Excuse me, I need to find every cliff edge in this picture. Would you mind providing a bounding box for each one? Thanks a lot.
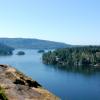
[0,64,59,100]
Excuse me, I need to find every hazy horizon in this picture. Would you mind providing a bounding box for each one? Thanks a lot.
[0,0,100,45]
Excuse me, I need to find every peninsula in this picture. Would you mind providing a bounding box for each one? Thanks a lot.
[0,64,59,100]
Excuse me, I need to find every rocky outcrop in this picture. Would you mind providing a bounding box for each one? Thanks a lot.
[0,64,59,100]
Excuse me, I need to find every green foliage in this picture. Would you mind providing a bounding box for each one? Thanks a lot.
[0,86,8,100]
[38,50,45,53]
[16,51,25,55]
[42,46,100,67]
[0,43,14,55]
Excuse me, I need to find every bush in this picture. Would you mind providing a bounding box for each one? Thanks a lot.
[0,86,8,100]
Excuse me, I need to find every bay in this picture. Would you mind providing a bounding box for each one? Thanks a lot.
[0,49,100,100]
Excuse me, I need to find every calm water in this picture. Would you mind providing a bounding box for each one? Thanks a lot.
[0,49,100,100]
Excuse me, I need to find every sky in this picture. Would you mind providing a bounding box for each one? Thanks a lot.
[0,0,100,45]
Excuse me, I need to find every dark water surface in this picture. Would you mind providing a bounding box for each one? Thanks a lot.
[0,49,100,100]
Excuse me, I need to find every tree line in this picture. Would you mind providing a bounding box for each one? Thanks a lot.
[0,43,14,55]
[42,46,100,67]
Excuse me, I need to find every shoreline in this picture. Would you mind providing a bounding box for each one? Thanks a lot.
[0,64,60,100]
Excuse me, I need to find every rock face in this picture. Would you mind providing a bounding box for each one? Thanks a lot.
[0,64,59,100]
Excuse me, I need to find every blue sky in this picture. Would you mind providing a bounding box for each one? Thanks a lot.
[0,0,100,45]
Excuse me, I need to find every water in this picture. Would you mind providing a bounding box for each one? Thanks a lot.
[0,49,100,100]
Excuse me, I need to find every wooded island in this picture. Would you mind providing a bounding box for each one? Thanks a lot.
[42,46,100,67]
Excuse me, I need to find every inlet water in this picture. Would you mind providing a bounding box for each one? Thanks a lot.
[0,49,100,100]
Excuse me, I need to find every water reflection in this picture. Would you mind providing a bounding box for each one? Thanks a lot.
[45,64,100,75]
[0,49,100,100]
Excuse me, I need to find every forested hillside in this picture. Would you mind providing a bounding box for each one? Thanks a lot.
[42,46,100,67]
[0,38,71,49]
[0,43,14,55]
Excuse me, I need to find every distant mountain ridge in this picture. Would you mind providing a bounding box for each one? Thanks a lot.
[0,38,71,49]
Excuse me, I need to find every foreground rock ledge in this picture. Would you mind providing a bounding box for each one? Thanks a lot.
[0,64,60,100]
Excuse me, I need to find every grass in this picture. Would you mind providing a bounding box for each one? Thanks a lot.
[0,86,8,100]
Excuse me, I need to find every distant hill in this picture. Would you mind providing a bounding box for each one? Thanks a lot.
[0,38,71,49]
